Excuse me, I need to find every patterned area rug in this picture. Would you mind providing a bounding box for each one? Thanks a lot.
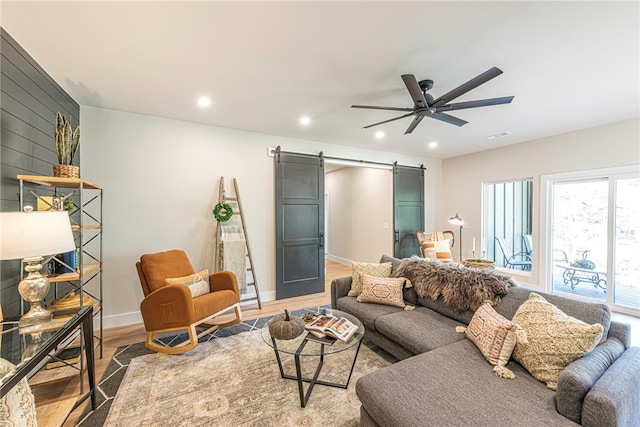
[77,306,395,426]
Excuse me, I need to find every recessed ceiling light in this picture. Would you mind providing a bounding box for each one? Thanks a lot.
[485,131,511,140]
[428,141,438,149]
[299,116,311,125]
[375,131,385,139]
[197,96,212,108]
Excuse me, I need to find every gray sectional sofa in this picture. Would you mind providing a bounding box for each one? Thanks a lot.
[331,255,640,427]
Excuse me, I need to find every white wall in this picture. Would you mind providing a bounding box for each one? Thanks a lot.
[326,167,393,264]
[80,106,442,327]
[442,118,640,289]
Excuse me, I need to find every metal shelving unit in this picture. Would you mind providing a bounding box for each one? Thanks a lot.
[18,175,103,361]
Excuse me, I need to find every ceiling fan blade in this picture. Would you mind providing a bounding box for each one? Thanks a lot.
[432,67,503,107]
[362,112,415,129]
[351,105,414,112]
[404,116,424,134]
[436,96,514,112]
[428,112,468,127]
[401,74,429,108]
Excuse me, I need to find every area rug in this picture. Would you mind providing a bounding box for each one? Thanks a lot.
[77,306,395,426]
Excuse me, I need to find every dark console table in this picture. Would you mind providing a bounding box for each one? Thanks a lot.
[1,306,96,422]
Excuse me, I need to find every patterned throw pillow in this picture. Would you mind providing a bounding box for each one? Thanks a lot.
[512,293,604,390]
[348,262,392,297]
[357,273,406,308]
[458,303,527,378]
[421,239,454,263]
[165,269,211,298]
[0,358,37,427]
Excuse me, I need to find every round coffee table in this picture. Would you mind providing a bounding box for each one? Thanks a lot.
[261,308,364,407]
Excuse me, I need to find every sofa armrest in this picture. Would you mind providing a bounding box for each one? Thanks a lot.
[582,347,640,427]
[331,277,352,309]
[140,284,195,331]
[209,270,240,296]
[607,321,631,348]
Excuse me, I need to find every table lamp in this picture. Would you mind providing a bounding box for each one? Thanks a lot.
[0,209,75,327]
[448,213,465,262]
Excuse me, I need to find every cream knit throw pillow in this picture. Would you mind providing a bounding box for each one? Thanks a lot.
[348,262,392,297]
[512,293,603,390]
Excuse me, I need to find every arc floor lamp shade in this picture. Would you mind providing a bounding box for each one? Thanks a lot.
[448,213,464,262]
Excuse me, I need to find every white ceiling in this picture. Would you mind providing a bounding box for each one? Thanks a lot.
[2,1,638,159]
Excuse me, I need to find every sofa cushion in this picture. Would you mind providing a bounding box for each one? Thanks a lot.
[493,287,610,344]
[417,295,474,325]
[379,254,402,272]
[512,293,604,390]
[461,302,526,377]
[356,339,578,427]
[374,307,465,355]
[348,262,392,297]
[556,338,626,424]
[336,296,403,331]
[582,347,640,427]
[357,273,406,308]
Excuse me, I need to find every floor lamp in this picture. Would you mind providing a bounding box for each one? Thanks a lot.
[448,213,464,262]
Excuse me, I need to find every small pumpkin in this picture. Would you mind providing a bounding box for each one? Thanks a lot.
[268,309,306,340]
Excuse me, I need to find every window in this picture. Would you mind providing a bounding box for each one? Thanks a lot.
[483,179,533,271]
[542,165,639,315]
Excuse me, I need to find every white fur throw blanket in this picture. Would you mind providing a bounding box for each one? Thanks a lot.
[392,257,515,312]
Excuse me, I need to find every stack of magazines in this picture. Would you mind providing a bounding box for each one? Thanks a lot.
[303,313,359,344]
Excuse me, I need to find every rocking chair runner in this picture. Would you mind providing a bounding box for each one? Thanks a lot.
[136,249,242,354]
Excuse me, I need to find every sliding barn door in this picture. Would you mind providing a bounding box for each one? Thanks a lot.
[393,164,424,258]
[275,150,325,299]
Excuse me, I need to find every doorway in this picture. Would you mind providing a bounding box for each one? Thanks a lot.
[542,166,640,315]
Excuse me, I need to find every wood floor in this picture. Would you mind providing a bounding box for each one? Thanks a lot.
[34,259,638,426]
[35,260,351,426]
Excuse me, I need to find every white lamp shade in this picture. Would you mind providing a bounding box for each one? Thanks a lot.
[448,213,464,226]
[0,211,75,260]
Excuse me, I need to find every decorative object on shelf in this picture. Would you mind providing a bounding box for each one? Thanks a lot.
[45,346,82,369]
[0,209,75,327]
[49,291,94,315]
[463,259,495,270]
[448,213,465,262]
[268,309,305,340]
[53,111,81,178]
[213,202,234,222]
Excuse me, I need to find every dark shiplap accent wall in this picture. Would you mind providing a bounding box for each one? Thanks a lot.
[1,28,80,318]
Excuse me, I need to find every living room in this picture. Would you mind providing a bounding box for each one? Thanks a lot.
[1,1,638,426]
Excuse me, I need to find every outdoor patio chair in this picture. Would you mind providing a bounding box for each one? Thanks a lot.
[522,234,533,256]
[495,236,532,270]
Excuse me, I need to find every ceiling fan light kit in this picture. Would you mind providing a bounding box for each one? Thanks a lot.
[352,67,514,134]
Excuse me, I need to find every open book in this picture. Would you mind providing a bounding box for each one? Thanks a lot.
[304,315,359,342]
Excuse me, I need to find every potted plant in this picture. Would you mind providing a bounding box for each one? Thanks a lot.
[53,112,81,178]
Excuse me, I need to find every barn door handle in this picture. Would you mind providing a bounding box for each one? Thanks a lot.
[319,232,324,248]
[394,230,399,244]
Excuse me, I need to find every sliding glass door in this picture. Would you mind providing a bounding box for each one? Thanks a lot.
[544,166,639,314]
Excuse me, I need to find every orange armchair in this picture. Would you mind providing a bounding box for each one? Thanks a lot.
[136,249,242,354]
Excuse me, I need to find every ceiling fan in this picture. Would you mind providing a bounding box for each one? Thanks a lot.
[352,67,514,134]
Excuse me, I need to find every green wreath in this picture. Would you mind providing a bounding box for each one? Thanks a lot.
[213,202,233,222]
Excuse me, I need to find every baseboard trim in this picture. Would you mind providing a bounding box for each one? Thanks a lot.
[102,311,143,329]
[103,292,278,329]
[326,254,352,266]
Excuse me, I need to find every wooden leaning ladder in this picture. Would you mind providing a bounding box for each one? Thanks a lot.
[214,177,262,308]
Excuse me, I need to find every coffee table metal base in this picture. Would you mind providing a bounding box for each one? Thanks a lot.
[271,337,362,408]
